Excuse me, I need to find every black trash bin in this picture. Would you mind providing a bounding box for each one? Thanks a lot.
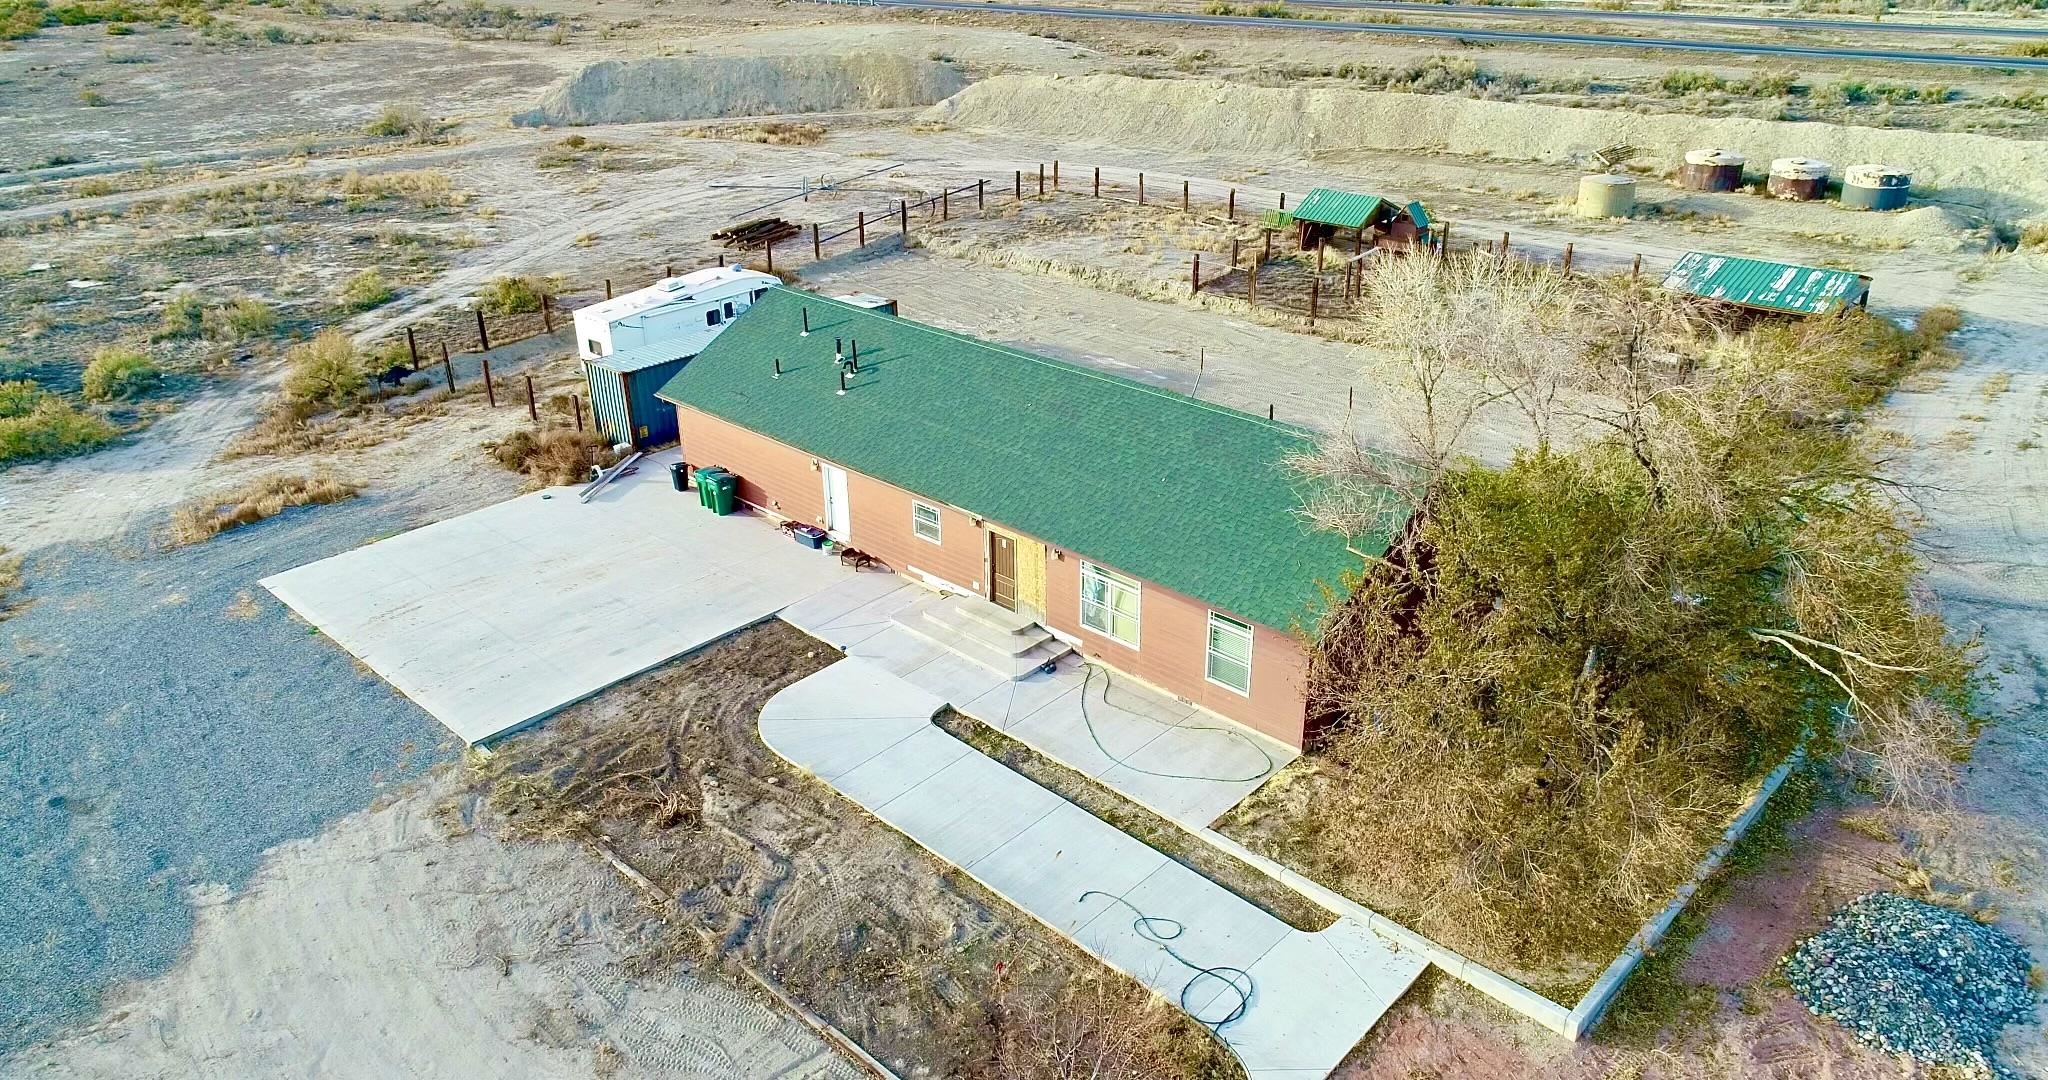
[669,461,688,492]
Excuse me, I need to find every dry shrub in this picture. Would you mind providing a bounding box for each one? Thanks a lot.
[476,274,546,315]
[0,545,24,621]
[489,427,613,486]
[686,121,825,145]
[337,168,467,208]
[992,974,1239,1080]
[81,346,160,402]
[165,472,363,546]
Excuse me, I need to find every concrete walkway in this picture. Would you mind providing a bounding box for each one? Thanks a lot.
[760,657,1427,1080]
[781,575,1297,828]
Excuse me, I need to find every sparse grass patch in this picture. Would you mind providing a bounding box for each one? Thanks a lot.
[337,168,467,208]
[684,121,826,146]
[206,296,276,341]
[0,545,23,620]
[164,472,362,547]
[80,345,159,401]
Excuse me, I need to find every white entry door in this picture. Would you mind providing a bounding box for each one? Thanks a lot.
[820,464,851,539]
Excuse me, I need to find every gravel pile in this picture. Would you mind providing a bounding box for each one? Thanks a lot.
[1783,891,2036,1078]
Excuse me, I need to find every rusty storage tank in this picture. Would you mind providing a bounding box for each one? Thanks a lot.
[1767,158,1831,201]
[1842,164,1911,211]
[1577,174,1637,218]
[1680,148,1745,192]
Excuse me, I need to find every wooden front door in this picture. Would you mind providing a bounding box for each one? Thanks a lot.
[989,532,1017,610]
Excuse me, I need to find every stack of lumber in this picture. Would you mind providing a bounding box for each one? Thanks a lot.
[713,218,802,249]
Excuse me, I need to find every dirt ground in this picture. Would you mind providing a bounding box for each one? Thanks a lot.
[7,763,864,1080]
[6,1,2048,1076]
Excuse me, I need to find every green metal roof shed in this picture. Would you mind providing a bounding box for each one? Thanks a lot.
[655,289,1400,632]
[1661,251,1871,315]
[1290,188,1386,230]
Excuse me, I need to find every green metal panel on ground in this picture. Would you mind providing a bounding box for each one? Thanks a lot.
[1290,188,1385,230]
[1661,251,1870,315]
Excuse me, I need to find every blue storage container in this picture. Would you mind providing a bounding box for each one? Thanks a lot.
[582,336,716,450]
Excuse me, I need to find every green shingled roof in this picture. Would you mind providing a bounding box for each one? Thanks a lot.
[1290,188,1385,230]
[1661,251,1871,315]
[655,288,1391,631]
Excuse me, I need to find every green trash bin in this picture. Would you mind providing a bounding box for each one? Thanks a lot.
[692,467,726,510]
[707,472,738,516]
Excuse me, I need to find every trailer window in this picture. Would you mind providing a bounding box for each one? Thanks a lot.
[705,309,722,327]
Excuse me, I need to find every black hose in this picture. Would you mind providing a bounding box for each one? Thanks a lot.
[1077,889,1254,1031]
[1076,663,1276,784]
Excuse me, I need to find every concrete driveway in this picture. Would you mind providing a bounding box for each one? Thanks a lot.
[261,450,854,744]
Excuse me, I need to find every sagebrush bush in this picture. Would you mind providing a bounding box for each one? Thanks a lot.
[81,346,160,401]
[489,427,613,486]
[476,275,545,316]
[157,291,207,339]
[282,330,366,409]
[339,268,395,312]
[0,389,118,466]
[208,296,276,341]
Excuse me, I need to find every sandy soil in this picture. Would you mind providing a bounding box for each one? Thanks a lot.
[7,769,863,1080]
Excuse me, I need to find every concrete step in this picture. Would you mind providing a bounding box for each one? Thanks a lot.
[891,595,1073,681]
[941,591,1041,637]
[919,596,1053,657]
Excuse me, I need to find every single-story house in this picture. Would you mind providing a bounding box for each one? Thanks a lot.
[1661,251,1872,316]
[1291,187,1432,253]
[655,288,1400,748]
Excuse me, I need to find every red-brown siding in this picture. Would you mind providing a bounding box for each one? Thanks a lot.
[674,405,1310,747]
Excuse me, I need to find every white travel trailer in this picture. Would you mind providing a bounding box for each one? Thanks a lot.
[572,265,780,361]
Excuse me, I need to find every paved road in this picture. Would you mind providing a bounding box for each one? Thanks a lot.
[851,0,2048,68]
[1289,0,2048,39]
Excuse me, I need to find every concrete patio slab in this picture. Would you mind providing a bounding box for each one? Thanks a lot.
[263,449,855,744]
[760,657,1429,1080]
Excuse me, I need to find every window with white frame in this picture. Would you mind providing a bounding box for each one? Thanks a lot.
[1079,562,1140,646]
[1205,612,1253,694]
[911,500,942,544]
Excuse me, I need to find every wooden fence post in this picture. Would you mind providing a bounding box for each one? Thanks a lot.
[858,210,867,247]
[1015,169,1022,201]
[1192,253,1200,295]
[573,394,583,432]
[1280,191,1287,211]
[405,326,419,370]
[481,358,495,407]
[1632,253,1642,281]
[1138,173,1145,205]
[1093,166,1100,198]
[1038,163,1045,196]
[1500,231,1511,265]
[765,239,774,274]
[812,223,821,261]
[604,278,612,299]
[898,200,907,235]
[1182,179,1189,212]
[665,263,673,278]
[1439,221,1451,259]
[525,374,538,422]
[1228,188,1236,219]
[440,341,454,392]
[1562,242,1574,273]
[1309,275,1319,325]
[541,295,553,334]
[1053,160,1059,190]
[978,178,985,209]
[475,308,489,352]
[1263,229,1273,262]
[942,188,950,221]
[1231,237,1241,267]
[1248,258,1258,307]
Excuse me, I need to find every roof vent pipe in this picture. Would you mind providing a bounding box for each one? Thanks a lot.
[836,367,847,396]
[834,337,844,364]
[849,339,859,374]
[800,307,810,337]
[772,357,782,379]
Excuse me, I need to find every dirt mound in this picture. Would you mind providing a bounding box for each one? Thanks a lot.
[516,55,967,127]
[930,75,2048,211]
